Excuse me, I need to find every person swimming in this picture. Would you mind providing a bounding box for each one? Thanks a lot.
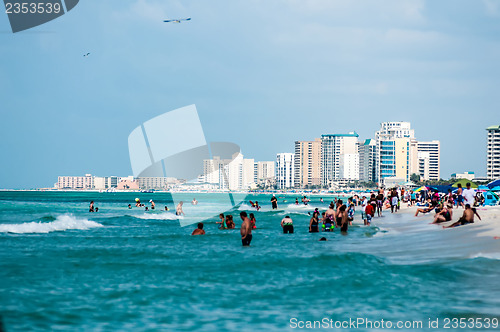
[128,204,132,209]
[191,222,205,235]
[217,213,227,229]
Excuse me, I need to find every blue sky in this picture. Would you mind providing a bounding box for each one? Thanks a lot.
[1,0,500,188]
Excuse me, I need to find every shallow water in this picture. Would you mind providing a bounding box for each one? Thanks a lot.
[1,191,499,331]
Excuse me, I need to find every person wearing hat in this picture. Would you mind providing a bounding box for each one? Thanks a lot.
[149,200,155,210]
[271,194,278,210]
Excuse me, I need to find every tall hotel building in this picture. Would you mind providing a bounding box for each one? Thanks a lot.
[321,132,359,186]
[416,141,440,181]
[486,125,500,180]
[294,138,322,188]
[276,153,295,189]
[375,122,414,183]
[359,139,376,182]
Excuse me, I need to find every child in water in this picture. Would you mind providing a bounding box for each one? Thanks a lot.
[249,213,257,229]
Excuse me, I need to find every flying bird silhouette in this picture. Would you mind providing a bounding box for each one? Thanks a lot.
[163,18,191,23]
[83,52,90,57]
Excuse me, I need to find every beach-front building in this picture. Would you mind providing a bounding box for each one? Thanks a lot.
[416,140,440,181]
[487,125,500,180]
[451,171,475,181]
[294,138,322,188]
[321,132,359,187]
[202,153,254,190]
[375,122,413,184]
[57,174,94,190]
[254,161,275,188]
[358,139,376,183]
[276,153,295,189]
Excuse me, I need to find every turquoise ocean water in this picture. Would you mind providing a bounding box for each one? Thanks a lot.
[1,191,499,331]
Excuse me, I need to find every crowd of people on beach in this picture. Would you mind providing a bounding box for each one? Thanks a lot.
[86,181,492,246]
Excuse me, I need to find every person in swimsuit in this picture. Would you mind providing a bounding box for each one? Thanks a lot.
[376,191,384,217]
[364,201,375,225]
[89,201,95,213]
[191,223,205,235]
[249,213,257,229]
[456,183,464,208]
[432,204,453,224]
[443,204,481,228]
[347,199,355,225]
[281,216,294,234]
[339,205,348,233]
[217,213,227,229]
[226,215,235,229]
[150,200,155,210]
[309,211,319,233]
[176,201,185,216]
[240,211,252,246]
[323,209,335,232]
[128,204,132,209]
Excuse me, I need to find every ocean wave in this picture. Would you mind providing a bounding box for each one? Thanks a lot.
[0,215,103,234]
[134,212,181,220]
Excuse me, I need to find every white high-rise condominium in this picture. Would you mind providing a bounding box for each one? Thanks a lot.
[417,141,440,181]
[294,138,322,188]
[254,161,275,185]
[321,132,359,186]
[487,125,500,180]
[202,153,254,190]
[375,122,414,183]
[276,153,295,189]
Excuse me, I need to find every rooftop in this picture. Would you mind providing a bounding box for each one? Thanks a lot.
[321,132,359,138]
[486,125,500,131]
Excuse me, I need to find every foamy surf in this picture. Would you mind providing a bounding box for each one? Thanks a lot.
[0,215,103,234]
[135,213,180,220]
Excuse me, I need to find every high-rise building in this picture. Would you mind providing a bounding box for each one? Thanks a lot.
[321,132,359,186]
[487,125,500,180]
[359,139,376,183]
[294,138,322,188]
[254,161,275,186]
[417,141,440,181]
[375,122,414,183]
[276,153,295,189]
[202,153,255,190]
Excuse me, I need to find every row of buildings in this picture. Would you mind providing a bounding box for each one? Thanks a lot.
[276,122,441,189]
[56,123,500,191]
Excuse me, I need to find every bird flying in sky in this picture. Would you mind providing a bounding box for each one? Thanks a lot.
[163,18,191,23]
[83,53,90,57]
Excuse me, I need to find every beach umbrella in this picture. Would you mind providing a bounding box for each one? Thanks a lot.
[487,179,500,189]
[414,186,429,192]
[451,179,478,188]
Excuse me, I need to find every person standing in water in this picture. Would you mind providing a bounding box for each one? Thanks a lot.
[176,201,185,216]
[240,211,252,246]
[271,195,278,210]
[191,223,205,235]
[281,216,294,234]
[339,205,349,232]
[249,213,257,229]
[149,200,155,210]
[217,213,227,229]
[191,198,198,205]
[89,201,95,212]
[309,211,319,233]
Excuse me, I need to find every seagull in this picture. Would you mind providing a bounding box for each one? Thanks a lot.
[163,17,191,23]
[83,52,90,57]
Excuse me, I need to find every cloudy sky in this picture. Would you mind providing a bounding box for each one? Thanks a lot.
[1,0,500,188]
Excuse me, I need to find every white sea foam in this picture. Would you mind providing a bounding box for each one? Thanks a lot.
[135,212,180,220]
[0,215,103,234]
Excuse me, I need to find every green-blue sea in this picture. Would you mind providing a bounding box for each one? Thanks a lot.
[1,191,499,331]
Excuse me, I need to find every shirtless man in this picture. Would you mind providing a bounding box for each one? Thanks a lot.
[176,201,185,216]
[443,204,481,228]
[240,211,252,246]
[339,205,348,232]
[191,223,205,235]
[456,183,464,208]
